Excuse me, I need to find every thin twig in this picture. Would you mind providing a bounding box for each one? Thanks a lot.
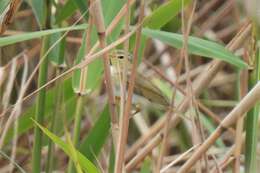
[115,1,145,172]
[177,82,260,173]
[126,21,252,163]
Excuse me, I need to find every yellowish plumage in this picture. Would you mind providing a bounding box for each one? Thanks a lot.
[109,50,169,106]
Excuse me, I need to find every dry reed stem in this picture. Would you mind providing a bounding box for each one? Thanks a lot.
[0,44,40,88]
[182,2,206,173]
[0,5,89,150]
[125,21,252,164]
[0,54,29,148]
[216,24,238,40]
[210,137,243,173]
[177,82,260,173]
[178,63,209,84]
[121,0,131,118]
[19,24,141,106]
[209,73,237,88]
[0,58,17,131]
[145,59,236,136]
[197,102,236,135]
[198,0,235,36]
[9,55,28,172]
[126,133,163,172]
[1,0,138,119]
[117,0,131,148]
[233,52,249,172]
[3,11,141,121]
[156,1,197,172]
[89,2,134,168]
[125,114,166,161]
[161,144,199,173]
[154,66,176,172]
[0,45,40,121]
[193,0,219,22]
[83,0,135,58]
[90,1,118,149]
[115,1,145,172]
[163,148,226,165]
[1,58,17,110]
[25,0,140,97]
[143,59,184,93]
[179,68,237,88]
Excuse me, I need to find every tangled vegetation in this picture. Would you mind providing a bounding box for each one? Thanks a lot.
[0,0,259,173]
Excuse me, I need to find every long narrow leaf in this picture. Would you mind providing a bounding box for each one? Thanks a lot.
[32,119,100,173]
[55,0,78,24]
[132,0,191,63]
[26,0,46,28]
[79,105,110,162]
[0,24,87,47]
[144,0,190,29]
[74,0,87,18]
[142,28,248,69]
[48,32,66,66]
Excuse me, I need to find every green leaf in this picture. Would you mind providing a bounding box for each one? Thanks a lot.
[108,144,115,173]
[72,0,125,94]
[245,46,260,173]
[55,0,88,24]
[131,0,190,63]
[144,0,191,29]
[102,0,124,27]
[0,0,9,14]
[142,28,248,69]
[74,0,88,17]
[32,119,100,173]
[72,31,103,94]
[72,31,89,94]
[48,32,66,66]
[79,105,110,162]
[0,24,87,47]
[55,0,78,24]
[26,0,46,28]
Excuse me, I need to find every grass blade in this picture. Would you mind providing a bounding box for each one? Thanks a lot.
[32,119,100,173]
[142,28,248,69]
[0,24,87,47]
[245,26,260,173]
[26,0,46,28]
[79,105,110,162]
[32,36,50,173]
[55,0,77,23]
[143,0,190,29]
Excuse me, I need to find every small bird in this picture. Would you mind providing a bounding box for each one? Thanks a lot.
[109,49,169,107]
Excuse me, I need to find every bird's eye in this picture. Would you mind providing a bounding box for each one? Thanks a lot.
[118,55,124,59]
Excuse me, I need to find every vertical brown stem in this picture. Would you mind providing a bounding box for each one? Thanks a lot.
[233,51,249,172]
[89,0,117,124]
[114,1,145,173]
